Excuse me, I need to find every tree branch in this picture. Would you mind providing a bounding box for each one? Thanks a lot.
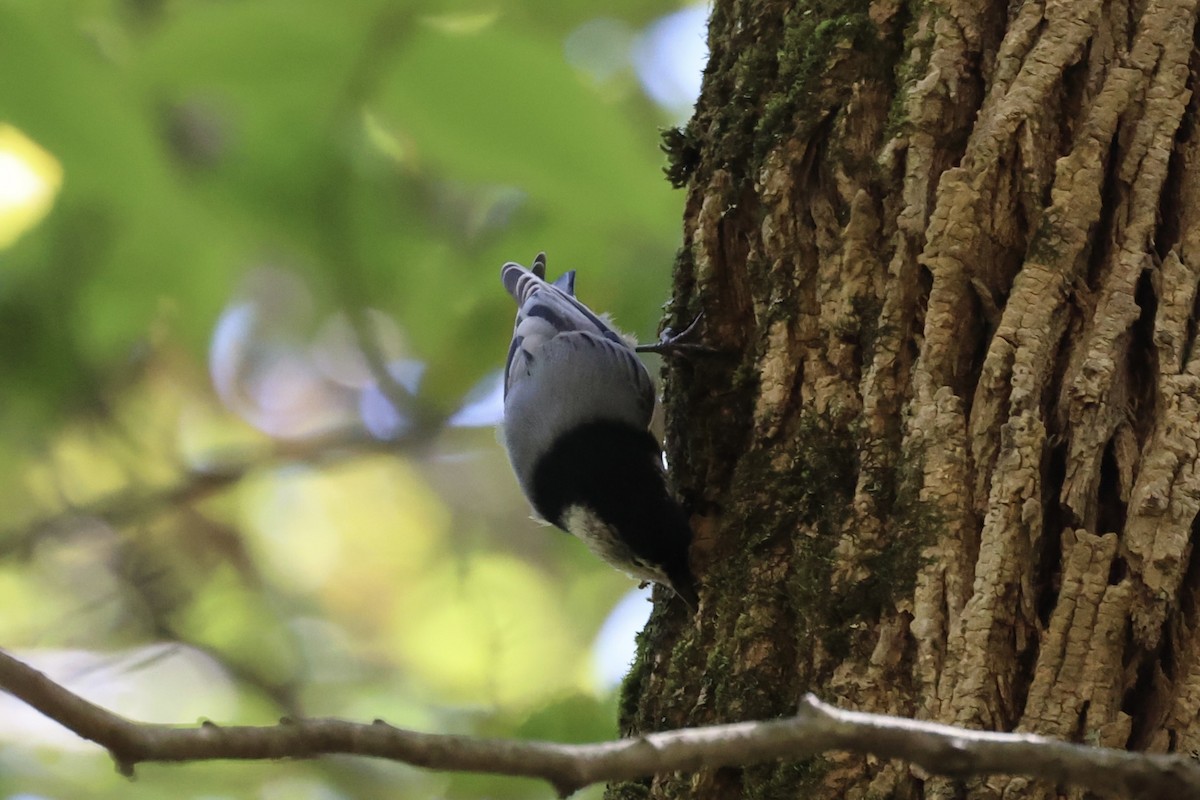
[0,425,419,559]
[1,650,1196,797]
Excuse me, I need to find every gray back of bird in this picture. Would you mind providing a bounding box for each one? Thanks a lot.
[501,255,655,499]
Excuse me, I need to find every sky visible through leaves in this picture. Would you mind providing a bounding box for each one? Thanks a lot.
[0,2,706,798]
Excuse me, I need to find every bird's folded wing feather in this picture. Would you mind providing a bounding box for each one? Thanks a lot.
[502,261,652,417]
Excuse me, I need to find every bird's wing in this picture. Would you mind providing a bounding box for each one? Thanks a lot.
[501,255,652,416]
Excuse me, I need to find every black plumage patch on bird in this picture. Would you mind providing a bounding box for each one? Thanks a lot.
[530,419,696,605]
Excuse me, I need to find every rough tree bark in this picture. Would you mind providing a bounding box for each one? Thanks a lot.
[615,0,1200,797]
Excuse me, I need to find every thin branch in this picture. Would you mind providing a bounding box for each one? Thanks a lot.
[316,3,432,431]
[1,650,1196,798]
[0,426,410,559]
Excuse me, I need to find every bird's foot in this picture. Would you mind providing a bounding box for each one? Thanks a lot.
[635,312,718,356]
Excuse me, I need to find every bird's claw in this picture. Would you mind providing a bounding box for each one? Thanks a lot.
[636,312,718,356]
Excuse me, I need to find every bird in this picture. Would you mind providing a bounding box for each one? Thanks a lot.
[500,252,699,609]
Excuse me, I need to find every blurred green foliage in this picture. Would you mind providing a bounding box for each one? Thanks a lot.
[0,0,696,797]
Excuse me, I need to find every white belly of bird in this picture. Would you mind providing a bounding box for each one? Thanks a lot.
[561,505,669,586]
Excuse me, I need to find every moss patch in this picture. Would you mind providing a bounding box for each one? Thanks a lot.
[662,123,702,189]
[753,2,878,164]
[605,779,652,800]
[744,757,832,799]
[689,0,902,190]
[781,412,941,660]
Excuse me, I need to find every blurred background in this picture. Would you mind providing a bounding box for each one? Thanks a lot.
[0,1,707,797]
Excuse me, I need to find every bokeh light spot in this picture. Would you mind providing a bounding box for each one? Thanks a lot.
[0,124,63,249]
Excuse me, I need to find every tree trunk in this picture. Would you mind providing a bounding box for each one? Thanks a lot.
[614,0,1200,797]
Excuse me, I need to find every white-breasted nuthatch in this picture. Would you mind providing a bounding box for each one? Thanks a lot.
[500,252,699,609]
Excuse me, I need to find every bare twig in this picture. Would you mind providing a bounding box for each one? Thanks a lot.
[316,3,430,429]
[1,649,1196,798]
[0,425,413,559]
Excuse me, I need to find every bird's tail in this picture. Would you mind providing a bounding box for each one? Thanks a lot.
[502,253,577,305]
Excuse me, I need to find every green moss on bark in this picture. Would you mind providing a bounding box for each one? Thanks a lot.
[777,412,939,660]
[662,123,702,189]
[690,0,909,190]
[744,757,832,799]
[754,2,877,163]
